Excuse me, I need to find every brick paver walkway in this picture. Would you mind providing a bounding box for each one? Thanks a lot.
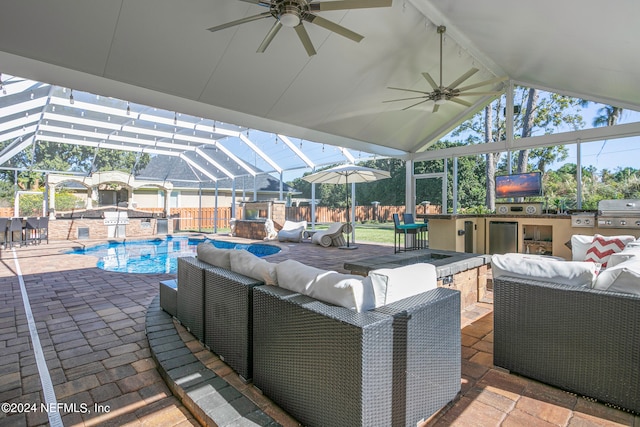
[1,235,638,426]
[0,241,197,426]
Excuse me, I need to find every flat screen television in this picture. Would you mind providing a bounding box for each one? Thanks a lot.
[495,172,543,198]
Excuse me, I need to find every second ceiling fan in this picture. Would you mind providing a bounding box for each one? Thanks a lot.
[385,25,506,112]
[208,0,392,56]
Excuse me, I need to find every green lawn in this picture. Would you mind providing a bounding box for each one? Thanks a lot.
[314,222,426,245]
[185,222,424,245]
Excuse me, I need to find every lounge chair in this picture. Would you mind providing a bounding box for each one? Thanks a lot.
[277,220,307,242]
[311,222,352,247]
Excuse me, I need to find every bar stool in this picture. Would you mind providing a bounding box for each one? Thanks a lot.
[8,217,25,248]
[403,213,427,249]
[25,217,40,245]
[0,217,8,249]
[39,216,49,244]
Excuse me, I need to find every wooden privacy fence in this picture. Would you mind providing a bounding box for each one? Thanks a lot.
[286,204,441,223]
[0,205,440,231]
[167,204,441,231]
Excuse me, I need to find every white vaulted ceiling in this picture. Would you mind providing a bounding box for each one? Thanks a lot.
[0,0,638,160]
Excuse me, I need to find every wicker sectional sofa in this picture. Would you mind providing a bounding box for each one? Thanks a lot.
[172,243,462,426]
[493,276,640,414]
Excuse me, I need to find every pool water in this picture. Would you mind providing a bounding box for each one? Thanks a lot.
[66,236,281,274]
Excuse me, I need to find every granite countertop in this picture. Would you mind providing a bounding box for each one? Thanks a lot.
[344,249,491,278]
[418,214,572,220]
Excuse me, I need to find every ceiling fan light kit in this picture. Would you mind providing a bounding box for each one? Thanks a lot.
[279,4,301,27]
[208,0,392,56]
[384,25,506,112]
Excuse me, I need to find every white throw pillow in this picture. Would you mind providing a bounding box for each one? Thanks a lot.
[606,245,640,269]
[368,263,438,307]
[275,259,326,293]
[306,272,374,312]
[571,235,595,261]
[229,250,277,285]
[593,258,640,295]
[584,234,635,268]
[197,243,231,269]
[491,253,597,287]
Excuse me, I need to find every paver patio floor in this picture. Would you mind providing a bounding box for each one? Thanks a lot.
[0,235,637,426]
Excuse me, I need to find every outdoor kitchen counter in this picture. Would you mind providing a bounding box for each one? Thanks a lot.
[422,212,639,260]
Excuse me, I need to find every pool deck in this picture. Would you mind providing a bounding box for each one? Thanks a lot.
[0,235,638,426]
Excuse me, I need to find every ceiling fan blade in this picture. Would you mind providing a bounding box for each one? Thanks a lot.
[294,24,317,56]
[447,68,479,89]
[207,12,272,32]
[402,98,432,111]
[421,72,439,91]
[450,97,472,107]
[432,103,440,113]
[305,14,363,42]
[383,95,429,103]
[309,0,392,12]
[456,76,508,92]
[387,86,430,95]
[237,0,271,6]
[458,91,503,96]
[257,21,283,53]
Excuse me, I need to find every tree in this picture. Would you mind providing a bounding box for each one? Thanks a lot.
[593,105,623,127]
[0,140,150,190]
[453,86,582,209]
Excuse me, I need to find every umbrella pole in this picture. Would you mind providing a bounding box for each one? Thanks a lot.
[346,178,350,247]
[340,176,357,249]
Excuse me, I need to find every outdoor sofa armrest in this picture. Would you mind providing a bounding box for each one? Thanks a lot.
[177,256,263,381]
[252,285,461,427]
[203,267,263,382]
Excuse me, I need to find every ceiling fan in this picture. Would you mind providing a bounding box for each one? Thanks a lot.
[384,25,506,112]
[207,0,392,56]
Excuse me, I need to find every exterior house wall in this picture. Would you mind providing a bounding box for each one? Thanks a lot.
[132,190,159,208]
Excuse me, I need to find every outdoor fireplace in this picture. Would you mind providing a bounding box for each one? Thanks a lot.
[234,201,286,240]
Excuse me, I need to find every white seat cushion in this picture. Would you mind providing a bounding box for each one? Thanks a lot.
[229,250,278,285]
[491,253,597,287]
[197,243,231,269]
[306,272,374,312]
[593,257,640,295]
[606,244,640,268]
[275,259,327,294]
[276,259,374,312]
[368,263,438,307]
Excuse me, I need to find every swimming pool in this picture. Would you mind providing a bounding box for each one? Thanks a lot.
[66,236,281,274]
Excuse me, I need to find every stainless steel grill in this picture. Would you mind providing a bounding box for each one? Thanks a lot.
[597,199,640,229]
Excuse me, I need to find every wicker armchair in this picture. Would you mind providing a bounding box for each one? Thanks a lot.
[494,276,640,414]
[252,285,461,427]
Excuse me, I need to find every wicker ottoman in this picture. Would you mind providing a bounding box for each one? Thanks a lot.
[159,279,178,317]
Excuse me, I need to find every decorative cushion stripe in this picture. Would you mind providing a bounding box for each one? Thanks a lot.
[585,235,634,268]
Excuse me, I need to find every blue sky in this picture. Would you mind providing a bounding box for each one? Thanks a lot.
[548,106,640,173]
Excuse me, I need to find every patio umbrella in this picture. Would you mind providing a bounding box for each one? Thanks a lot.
[303,164,391,249]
